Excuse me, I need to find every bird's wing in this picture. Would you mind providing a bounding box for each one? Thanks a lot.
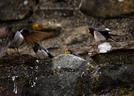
[24,31,57,44]
[13,32,23,41]
[37,49,48,59]
[94,31,106,42]
[9,31,24,47]
[95,27,111,32]
[38,44,53,58]
[39,45,48,52]
[99,31,109,36]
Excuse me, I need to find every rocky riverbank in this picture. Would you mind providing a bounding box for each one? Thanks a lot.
[0,0,134,96]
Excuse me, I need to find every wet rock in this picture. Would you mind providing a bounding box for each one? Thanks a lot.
[90,64,134,94]
[0,0,36,21]
[65,26,90,45]
[52,54,87,70]
[92,49,134,66]
[0,54,53,96]
[90,49,134,94]
[80,0,134,18]
[24,54,91,96]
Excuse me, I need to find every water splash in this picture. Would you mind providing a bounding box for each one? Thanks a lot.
[13,83,18,94]
[12,76,18,94]
[31,77,38,87]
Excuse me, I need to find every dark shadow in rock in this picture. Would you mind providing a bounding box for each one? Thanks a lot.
[91,49,134,65]
[21,79,40,96]
[90,49,134,94]
[0,54,53,96]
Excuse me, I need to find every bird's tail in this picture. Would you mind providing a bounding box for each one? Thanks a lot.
[42,46,54,58]
[47,52,54,58]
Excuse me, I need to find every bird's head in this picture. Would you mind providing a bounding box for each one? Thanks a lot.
[20,29,30,37]
[33,43,40,52]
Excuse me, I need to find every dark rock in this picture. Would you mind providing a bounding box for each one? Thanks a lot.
[90,64,134,94]
[0,54,53,96]
[90,49,134,94]
[91,49,134,65]
[0,0,36,21]
[35,72,91,96]
[79,0,134,18]
[23,54,91,96]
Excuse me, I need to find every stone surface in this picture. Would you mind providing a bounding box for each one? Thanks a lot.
[22,54,91,96]
[53,54,87,70]
[80,0,134,18]
[0,0,36,21]
[1,49,134,96]
[65,26,90,45]
[89,49,134,95]
[0,0,134,96]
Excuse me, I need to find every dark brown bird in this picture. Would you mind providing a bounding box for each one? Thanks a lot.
[0,22,61,56]
[21,29,60,44]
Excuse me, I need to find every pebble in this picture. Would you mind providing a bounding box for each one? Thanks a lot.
[98,42,112,53]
